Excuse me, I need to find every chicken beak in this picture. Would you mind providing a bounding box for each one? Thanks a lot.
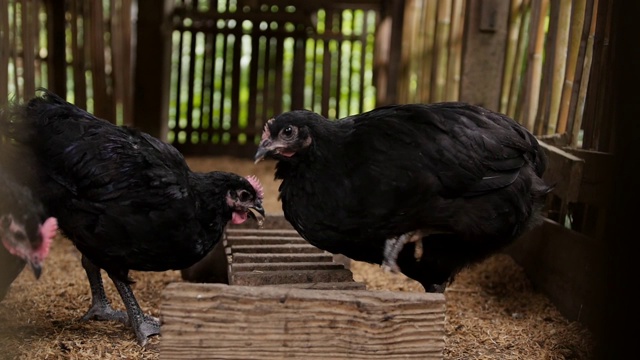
[30,262,42,280]
[248,203,266,228]
[254,140,272,164]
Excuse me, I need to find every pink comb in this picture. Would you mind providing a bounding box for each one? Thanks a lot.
[246,175,264,200]
[261,118,274,141]
[36,217,58,260]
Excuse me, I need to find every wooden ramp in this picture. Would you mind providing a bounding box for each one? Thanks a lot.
[181,214,365,290]
[163,215,446,359]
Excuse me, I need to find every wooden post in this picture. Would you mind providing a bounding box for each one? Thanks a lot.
[44,0,66,98]
[133,0,173,140]
[459,0,510,110]
[375,0,405,106]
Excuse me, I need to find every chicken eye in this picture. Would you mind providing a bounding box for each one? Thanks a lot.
[281,126,294,138]
[238,190,251,202]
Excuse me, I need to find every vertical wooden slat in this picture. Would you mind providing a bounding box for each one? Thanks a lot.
[185,11,198,142]
[290,33,305,110]
[133,0,173,140]
[581,0,611,150]
[121,0,132,126]
[334,11,343,118]
[517,0,546,129]
[420,0,438,103]
[13,0,22,100]
[0,0,9,103]
[357,11,367,113]
[445,0,464,101]
[71,0,86,108]
[431,0,451,102]
[230,25,243,142]
[174,27,185,134]
[546,0,572,134]
[44,0,66,97]
[533,0,558,135]
[207,31,218,140]
[345,35,354,115]
[500,0,523,114]
[248,31,260,136]
[273,31,284,118]
[569,0,598,147]
[593,0,614,152]
[23,0,36,98]
[199,32,212,133]
[321,8,333,117]
[261,34,271,121]
[89,0,112,121]
[385,0,405,105]
[218,31,229,140]
[556,0,586,135]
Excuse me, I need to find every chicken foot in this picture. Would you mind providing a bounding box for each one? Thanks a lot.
[80,255,160,346]
[109,274,161,346]
[382,230,425,273]
[80,255,128,324]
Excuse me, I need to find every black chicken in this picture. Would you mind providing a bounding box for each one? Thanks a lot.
[0,170,58,301]
[254,103,551,293]
[0,90,265,345]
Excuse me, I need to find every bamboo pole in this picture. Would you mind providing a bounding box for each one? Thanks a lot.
[556,0,586,135]
[546,0,572,134]
[0,0,9,103]
[522,0,549,132]
[412,0,427,102]
[12,0,21,100]
[22,0,35,97]
[507,0,531,120]
[566,0,596,145]
[533,0,557,135]
[501,0,523,114]
[399,0,417,102]
[570,0,598,147]
[445,0,464,101]
[420,0,437,103]
[432,0,451,103]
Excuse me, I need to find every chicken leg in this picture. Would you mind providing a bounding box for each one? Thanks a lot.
[109,274,161,346]
[80,255,160,346]
[382,230,425,273]
[80,255,127,324]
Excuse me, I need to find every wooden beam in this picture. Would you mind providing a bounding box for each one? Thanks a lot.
[133,0,173,140]
[460,0,510,110]
[160,283,445,359]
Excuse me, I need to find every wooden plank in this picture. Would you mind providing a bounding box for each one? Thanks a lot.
[160,283,445,360]
[269,281,366,290]
[229,244,327,254]
[231,268,355,286]
[231,262,344,272]
[505,218,605,335]
[538,141,584,203]
[225,229,299,236]
[225,236,308,245]
[230,253,335,264]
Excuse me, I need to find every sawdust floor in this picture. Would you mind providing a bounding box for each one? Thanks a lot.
[0,156,595,359]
